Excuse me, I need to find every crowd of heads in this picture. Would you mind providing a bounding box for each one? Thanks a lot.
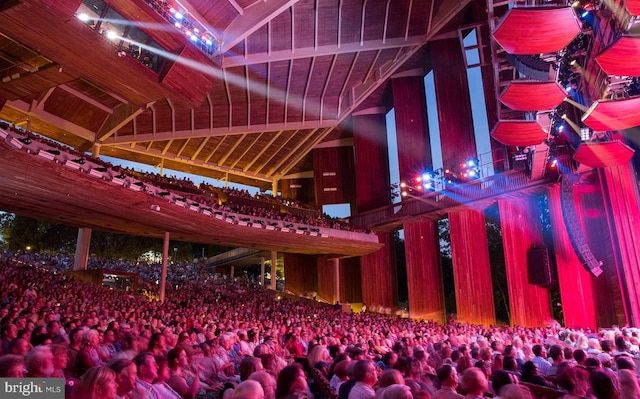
[0,250,639,399]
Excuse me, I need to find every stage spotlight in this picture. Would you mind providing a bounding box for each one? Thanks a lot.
[466,158,479,167]
[174,11,184,20]
[551,159,558,168]
[106,30,118,40]
[77,13,89,22]
[581,10,589,18]
[468,170,477,177]
[190,34,198,42]
[422,173,431,182]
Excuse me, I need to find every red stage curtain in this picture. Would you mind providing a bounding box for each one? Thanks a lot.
[360,232,397,309]
[598,164,640,326]
[498,197,552,327]
[547,186,597,329]
[404,221,445,323]
[449,209,496,326]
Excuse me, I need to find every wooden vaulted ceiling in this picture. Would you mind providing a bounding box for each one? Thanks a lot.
[0,0,474,190]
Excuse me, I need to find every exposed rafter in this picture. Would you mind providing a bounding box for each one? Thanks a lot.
[222,35,429,67]
[221,0,301,54]
[8,99,95,142]
[101,120,337,145]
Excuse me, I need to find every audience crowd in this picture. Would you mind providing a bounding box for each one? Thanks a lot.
[0,250,639,399]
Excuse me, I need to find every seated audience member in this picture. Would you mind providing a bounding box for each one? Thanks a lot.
[460,368,488,399]
[25,345,55,377]
[330,359,350,392]
[557,366,591,399]
[108,358,139,399]
[240,356,265,382]
[545,345,566,377]
[531,345,551,376]
[50,343,70,378]
[0,354,26,378]
[381,384,413,399]
[597,353,614,372]
[233,380,265,399]
[520,361,554,388]
[347,360,377,399]
[433,364,462,399]
[131,352,161,399]
[8,337,30,357]
[618,369,639,399]
[275,364,310,399]
[153,356,182,399]
[572,349,587,368]
[375,369,405,399]
[74,366,119,399]
[490,370,518,398]
[615,356,636,372]
[249,371,277,399]
[498,384,532,399]
[590,370,620,399]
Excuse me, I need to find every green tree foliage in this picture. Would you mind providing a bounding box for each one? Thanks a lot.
[0,214,233,260]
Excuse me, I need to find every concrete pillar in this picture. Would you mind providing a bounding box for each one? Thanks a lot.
[159,232,169,302]
[270,251,277,290]
[230,265,235,279]
[92,143,101,158]
[272,180,279,196]
[73,228,91,271]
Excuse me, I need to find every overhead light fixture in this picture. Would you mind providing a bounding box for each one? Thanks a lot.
[10,73,19,80]
[2,76,10,83]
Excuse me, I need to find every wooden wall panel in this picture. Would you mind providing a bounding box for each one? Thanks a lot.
[313,146,356,206]
[339,256,362,304]
[392,75,431,177]
[280,177,316,206]
[160,46,215,107]
[449,209,496,326]
[498,197,552,327]
[316,255,337,304]
[352,113,391,212]
[283,253,318,295]
[404,221,445,323]
[360,232,397,309]
[598,163,640,326]
[547,186,597,329]
[431,38,476,171]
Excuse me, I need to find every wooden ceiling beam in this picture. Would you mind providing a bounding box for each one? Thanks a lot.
[116,143,274,183]
[243,130,282,172]
[101,119,337,145]
[230,132,262,169]
[218,133,247,166]
[221,0,301,54]
[222,34,429,67]
[97,102,151,142]
[8,99,95,142]
[266,128,319,177]
[255,130,300,174]
[58,84,113,114]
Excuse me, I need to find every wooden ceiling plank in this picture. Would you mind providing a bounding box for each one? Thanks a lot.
[303,57,316,122]
[120,143,274,183]
[205,136,227,163]
[273,128,322,177]
[338,52,359,114]
[284,59,293,123]
[58,84,113,114]
[267,129,318,176]
[228,0,245,16]
[230,132,262,169]
[266,63,271,124]
[361,0,369,45]
[244,130,283,172]
[223,68,233,127]
[97,103,150,142]
[162,139,174,155]
[405,0,414,40]
[9,99,95,142]
[245,66,251,125]
[101,120,338,145]
[338,0,343,48]
[320,54,337,121]
[221,0,301,54]
[255,130,300,174]
[315,0,319,50]
[383,0,391,42]
[218,133,247,165]
[222,35,428,67]
[191,137,210,160]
